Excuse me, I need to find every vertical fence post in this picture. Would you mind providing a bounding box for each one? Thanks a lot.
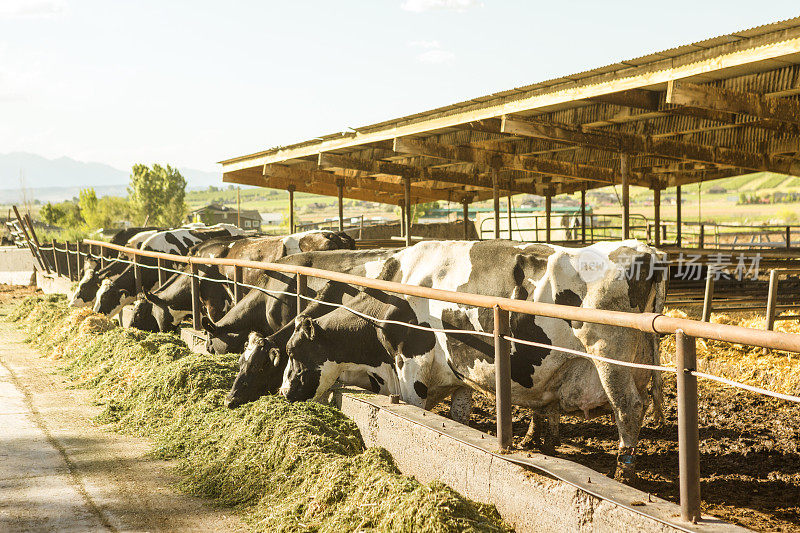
[493,305,512,450]
[701,269,715,322]
[65,242,73,281]
[296,273,307,316]
[233,265,243,303]
[698,224,705,249]
[52,241,60,277]
[765,269,779,332]
[786,226,791,249]
[77,241,84,277]
[190,262,201,330]
[676,329,701,523]
[133,255,142,294]
[100,246,107,269]
[157,257,165,287]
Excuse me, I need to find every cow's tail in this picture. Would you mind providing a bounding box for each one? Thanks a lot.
[647,250,668,427]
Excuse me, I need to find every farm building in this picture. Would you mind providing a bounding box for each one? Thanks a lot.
[186,203,262,230]
[219,17,800,248]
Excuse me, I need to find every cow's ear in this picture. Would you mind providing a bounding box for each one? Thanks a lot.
[296,315,316,340]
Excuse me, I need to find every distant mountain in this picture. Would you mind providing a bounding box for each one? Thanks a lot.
[0,152,224,202]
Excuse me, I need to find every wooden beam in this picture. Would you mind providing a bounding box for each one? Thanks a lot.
[263,164,453,203]
[393,136,622,186]
[589,88,736,124]
[501,115,800,175]
[319,152,419,177]
[666,80,800,126]
[224,170,406,205]
[325,148,583,196]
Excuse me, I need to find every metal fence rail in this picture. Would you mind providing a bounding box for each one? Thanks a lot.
[76,238,800,524]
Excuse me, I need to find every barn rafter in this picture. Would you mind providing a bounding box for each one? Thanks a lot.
[220,17,800,243]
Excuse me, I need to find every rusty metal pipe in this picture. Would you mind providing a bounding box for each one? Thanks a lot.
[296,273,307,315]
[676,329,701,523]
[233,265,243,303]
[82,240,800,353]
[494,306,512,450]
[190,263,201,330]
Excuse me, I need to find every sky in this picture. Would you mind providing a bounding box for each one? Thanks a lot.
[1,0,799,178]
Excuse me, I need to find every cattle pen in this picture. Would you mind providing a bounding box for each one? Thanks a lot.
[7,16,800,533]
[54,235,798,530]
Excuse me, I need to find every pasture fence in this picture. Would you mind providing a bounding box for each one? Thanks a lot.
[61,238,800,524]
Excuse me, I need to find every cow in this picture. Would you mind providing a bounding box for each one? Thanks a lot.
[279,239,666,481]
[70,227,162,308]
[93,224,245,316]
[202,248,395,355]
[125,230,356,332]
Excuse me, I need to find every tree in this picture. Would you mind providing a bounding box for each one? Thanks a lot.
[79,188,102,229]
[40,202,62,226]
[128,164,187,226]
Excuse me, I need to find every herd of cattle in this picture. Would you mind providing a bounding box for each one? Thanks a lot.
[70,224,666,481]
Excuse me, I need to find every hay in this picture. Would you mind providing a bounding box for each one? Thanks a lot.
[7,297,510,533]
[661,307,800,396]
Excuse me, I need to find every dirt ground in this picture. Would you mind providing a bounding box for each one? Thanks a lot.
[435,376,800,532]
[0,285,247,533]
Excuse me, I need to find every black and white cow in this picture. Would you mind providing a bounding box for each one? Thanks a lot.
[279,239,666,480]
[220,249,474,420]
[70,227,162,308]
[202,248,396,355]
[93,224,245,316]
[125,230,356,332]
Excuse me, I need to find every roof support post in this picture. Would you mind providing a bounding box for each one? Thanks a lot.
[654,186,661,247]
[399,201,406,238]
[580,187,587,244]
[404,176,412,247]
[545,193,552,243]
[621,154,630,240]
[676,186,682,247]
[336,178,344,232]
[507,193,513,240]
[492,169,500,239]
[462,199,470,241]
[287,185,295,233]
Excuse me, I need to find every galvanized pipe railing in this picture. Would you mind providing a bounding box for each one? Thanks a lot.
[80,238,800,525]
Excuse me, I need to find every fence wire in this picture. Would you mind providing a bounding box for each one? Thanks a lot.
[81,245,800,404]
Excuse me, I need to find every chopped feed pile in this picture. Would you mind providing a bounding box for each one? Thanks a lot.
[8,296,510,533]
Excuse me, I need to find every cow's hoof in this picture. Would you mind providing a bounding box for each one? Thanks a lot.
[614,449,637,483]
[540,442,557,456]
[518,435,540,450]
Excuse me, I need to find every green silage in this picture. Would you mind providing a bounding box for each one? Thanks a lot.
[8,296,511,533]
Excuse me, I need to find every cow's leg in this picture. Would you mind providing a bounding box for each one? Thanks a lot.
[520,404,560,454]
[520,413,543,449]
[448,387,473,425]
[594,361,645,482]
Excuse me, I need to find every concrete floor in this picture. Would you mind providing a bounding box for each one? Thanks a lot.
[0,319,247,533]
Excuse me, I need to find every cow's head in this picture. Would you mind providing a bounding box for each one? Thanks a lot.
[225,331,286,408]
[201,316,248,355]
[93,277,133,316]
[126,292,181,332]
[279,315,342,402]
[70,266,99,307]
[297,232,341,252]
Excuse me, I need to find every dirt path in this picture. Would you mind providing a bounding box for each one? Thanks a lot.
[0,304,248,532]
